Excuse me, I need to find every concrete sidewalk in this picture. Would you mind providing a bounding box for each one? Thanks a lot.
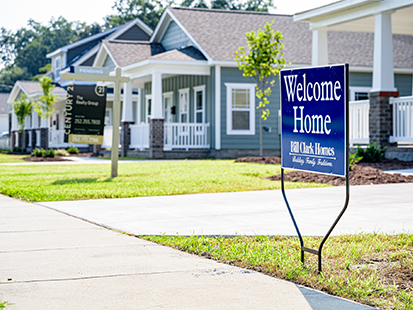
[40,183,413,236]
[0,194,376,309]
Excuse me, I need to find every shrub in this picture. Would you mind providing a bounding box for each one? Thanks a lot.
[349,153,363,170]
[12,146,22,152]
[42,149,56,158]
[67,146,79,154]
[354,143,387,163]
[56,149,69,156]
[32,148,43,157]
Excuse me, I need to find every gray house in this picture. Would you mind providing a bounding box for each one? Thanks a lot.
[91,7,413,159]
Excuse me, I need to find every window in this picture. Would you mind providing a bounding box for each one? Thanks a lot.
[145,95,152,122]
[193,85,205,123]
[350,87,371,101]
[179,88,189,123]
[225,83,255,135]
[55,57,61,80]
[163,92,174,123]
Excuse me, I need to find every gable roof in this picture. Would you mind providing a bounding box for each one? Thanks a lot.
[7,81,66,104]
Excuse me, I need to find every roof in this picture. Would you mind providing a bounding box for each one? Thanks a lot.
[0,93,9,114]
[103,40,165,67]
[165,7,413,69]
[16,81,66,95]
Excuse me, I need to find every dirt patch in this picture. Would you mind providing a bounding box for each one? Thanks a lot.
[236,157,413,186]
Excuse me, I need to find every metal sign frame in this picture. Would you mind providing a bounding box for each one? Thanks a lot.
[280,64,350,273]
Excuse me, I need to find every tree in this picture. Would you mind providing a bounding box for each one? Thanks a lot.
[234,21,286,157]
[13,93,33,130]
[34,76,58,119]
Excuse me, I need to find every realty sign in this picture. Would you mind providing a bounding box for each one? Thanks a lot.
[64,84,107,145]
[280,64,348,177]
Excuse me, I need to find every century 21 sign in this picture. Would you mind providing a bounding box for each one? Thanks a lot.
[280,64,348,177]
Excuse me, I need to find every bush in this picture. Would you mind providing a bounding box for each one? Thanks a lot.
[354,143,386,163]
[56,149,69,156]
[42,149,56,158]
[349,153,363,170]
[32,148,43,157]
[12,146,22,152]
[67,146,79,154]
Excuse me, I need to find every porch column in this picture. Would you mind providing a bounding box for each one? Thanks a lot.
[369,11,398,149]
[311,28,328,66]
[121,81,134,157]
[39,117,49,149]
[149,73,164,159]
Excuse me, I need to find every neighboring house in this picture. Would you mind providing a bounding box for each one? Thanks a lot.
[90,6,413,159]
[294,0,413,160]
[8,18,151,151]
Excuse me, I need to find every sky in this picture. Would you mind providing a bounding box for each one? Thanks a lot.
[0,0,338,32]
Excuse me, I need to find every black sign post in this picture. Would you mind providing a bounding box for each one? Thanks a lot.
[64,85,107,145]
[280,64,350,273]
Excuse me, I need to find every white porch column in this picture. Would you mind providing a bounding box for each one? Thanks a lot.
[372,11,396,92]
[311,28,328,66]
[151,73,163,119]
[32,111,39,128]
[121,81,134,122]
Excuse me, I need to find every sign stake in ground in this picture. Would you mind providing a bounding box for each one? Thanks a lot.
[280,64,350,273]
[62,67,130,178]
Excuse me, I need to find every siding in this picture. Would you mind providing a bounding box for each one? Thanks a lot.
[117,25,151,41]
[349,72,372,87]
[80,54,96,67]
[103,55,116,71]
[161,21,193,50]
[67,38,101,64]
[220,67,281,150]
[349,72,413,96]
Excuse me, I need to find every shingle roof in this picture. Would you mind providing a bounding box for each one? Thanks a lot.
[17,81,66,95]
[168,7,413,69]
[104,40,165,67]
[149,46,207,61]
[0,93,9,114]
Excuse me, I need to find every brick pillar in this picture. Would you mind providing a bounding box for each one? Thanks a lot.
[40,128,49,149]
[18,131,25,150]
[369,91,398,148]
[149,119,164,159]
[11,130,16,150]
[121,121,134,157]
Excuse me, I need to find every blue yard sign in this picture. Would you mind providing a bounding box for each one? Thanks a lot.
[280,64,348,177]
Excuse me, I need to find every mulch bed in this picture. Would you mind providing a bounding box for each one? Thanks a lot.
[235,157,413,186]
[22,152,94,162]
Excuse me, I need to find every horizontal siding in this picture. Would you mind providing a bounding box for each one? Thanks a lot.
[117,25,150,41]
[395,74,412,97]
[349,72,412,96]
[220,67,280,151]
[103,55,116,72]
[161,21,193,50]
[349,72,372,87]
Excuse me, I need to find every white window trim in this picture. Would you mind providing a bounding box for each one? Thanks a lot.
[225,83,255,135]
[193,85,205,124]
[350,86,371,101]
[163,91,174,122]
[145,94,152,123]
[179,88,190,123]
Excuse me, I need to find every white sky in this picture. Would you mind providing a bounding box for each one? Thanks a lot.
[0,0,338,32]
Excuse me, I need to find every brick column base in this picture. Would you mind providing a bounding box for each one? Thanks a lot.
[369,91,398,148]
[149,119,164,159]
[121,121,134,157]
[11,130,16,150]
[31,129,37,150]
[19,131,25,151]
[40,128,49,149]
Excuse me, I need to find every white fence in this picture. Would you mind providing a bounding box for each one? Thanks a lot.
[49,130,66,147]
[102,126,122,149]
[390,96,413,143]
[0,136,10,150]
[349,100,370,145]
[164,123,210,150]
[130,123,149,150]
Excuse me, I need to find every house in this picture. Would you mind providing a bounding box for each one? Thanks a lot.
[90,6,413,159]
[9,4,413,160]
[0,93,10,150]
[8,18,151,151]
[294,0,413,160]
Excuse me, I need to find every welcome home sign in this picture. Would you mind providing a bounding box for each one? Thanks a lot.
[280,64,348,177]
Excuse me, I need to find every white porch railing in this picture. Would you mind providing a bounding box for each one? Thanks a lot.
[390,96,413,143]
[349,99,370,144]
[36,130,41,147]
[130,123,149,150]
[49,130,65,147]
[164,123,210,150]
[102,126,122,149]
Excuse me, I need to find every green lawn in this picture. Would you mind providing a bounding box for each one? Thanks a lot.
[0,153,27,163]
[142,233,413,310]
[0,160,329,202]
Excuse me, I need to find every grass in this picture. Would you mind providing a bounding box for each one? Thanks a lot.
[0,153,27,163]
[0,301,10,309]
[142,233,413,310]
[0,160,329,202]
